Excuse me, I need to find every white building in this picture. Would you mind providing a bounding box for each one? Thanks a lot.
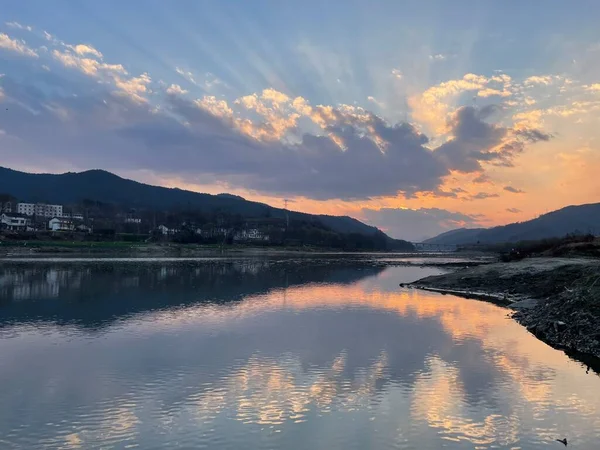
[196,227,228,238]
[48,218,74,231]
[76,224,92,233]
[1,214,30,231]
[125,217,142,224]
[1,202,13,213]
[18,203,63,218]
[157,225,178,235]
[233,229,269,241]
[62,212,84,221]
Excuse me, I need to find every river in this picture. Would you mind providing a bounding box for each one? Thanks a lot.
[0,257,599,449]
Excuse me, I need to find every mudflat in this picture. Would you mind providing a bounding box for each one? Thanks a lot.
[410,257,600,358]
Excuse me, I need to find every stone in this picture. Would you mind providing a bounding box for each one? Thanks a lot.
[554,321,567,332]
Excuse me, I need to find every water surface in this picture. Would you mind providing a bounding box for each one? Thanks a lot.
[1,258,599,449]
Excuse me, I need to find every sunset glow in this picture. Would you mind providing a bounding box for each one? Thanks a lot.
[1,1,599,240]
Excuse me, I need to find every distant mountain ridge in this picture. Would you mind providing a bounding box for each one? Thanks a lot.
[0,166,405,243]
[425,203,600,245]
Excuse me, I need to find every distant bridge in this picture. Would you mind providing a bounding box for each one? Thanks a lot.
[411,242,458,252]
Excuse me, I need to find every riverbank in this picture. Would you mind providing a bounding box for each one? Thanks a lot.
[0,241,400,257]
[0,240,493,262]
[408,257,600,358]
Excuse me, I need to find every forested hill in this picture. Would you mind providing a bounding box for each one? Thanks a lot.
[0,167,413,249]
[424,203,600,245]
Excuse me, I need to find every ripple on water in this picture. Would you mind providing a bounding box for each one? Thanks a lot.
[1,263,600,449]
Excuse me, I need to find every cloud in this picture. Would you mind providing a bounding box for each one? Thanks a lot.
[166,84,188,95]
[506,208,521,213]
[194,95,233,119]
[52,49,126,76]
[0,33,38,58]
[429,54,454,61]
[175,67,226,91]
[391,69,403,80]
[176,67,197,85]
[524,75,554,86]
[409,73,513,133]
[503,186,525,194]
[5,22,33,32]
[367,96,385,109]
[51,42,156,103]
[361,207,481,241]
[66,44,103,59]
[470,192,500,200]
[514,128,552,142]
[113,73,151,103]
[434,105,508,173]
[0,68,539,201]
[473,173,492,183]
[0,76,440,200]
[0,31,551,203]
[586,83,600,92]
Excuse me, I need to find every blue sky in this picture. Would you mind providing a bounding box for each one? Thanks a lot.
[1,1,600,240]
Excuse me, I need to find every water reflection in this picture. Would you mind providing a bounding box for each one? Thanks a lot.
[0,259,392,329]
[0,260,599,450]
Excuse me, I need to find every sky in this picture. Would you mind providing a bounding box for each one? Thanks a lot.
[1,0,599,241]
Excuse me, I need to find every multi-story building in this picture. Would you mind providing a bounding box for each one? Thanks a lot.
[17,203,63,218]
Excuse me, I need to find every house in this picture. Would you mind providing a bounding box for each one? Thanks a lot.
[233,228,269,242]
[196,227,229,238]
[1,202,13,214]
[157,225,178,235]
[48,218,74,231]
[124,217,142,224]
[76,224,93,233]
[0,213,30,231]
[18,203,63,218]
[62,212,84,221]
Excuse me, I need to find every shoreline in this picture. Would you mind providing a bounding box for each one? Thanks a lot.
[0,241,492,260]
[407,257,600,359]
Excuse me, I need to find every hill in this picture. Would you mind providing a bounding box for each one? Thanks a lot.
[0,167,412,249]
[425,203,600,245]
[423,228,484,245]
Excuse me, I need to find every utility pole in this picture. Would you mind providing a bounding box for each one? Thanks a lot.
[284,199,289,229]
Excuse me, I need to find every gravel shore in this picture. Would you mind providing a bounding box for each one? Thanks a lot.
[409,257,600,358]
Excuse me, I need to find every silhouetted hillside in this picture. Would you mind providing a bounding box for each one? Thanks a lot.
[425,203,600,245]
[423,228,485,245]
[0,167,413,250]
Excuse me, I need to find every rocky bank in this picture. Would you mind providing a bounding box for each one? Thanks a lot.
[409,257,600,358]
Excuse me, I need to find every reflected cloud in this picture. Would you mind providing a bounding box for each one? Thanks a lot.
[1,262,600,448]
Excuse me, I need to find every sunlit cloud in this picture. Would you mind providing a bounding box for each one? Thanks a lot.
[166,83,187,95]
[52,49,126,76]
[0,32,38,58]
[408,73,513,133]
[524,75,555,86]
[65,43,103,59]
